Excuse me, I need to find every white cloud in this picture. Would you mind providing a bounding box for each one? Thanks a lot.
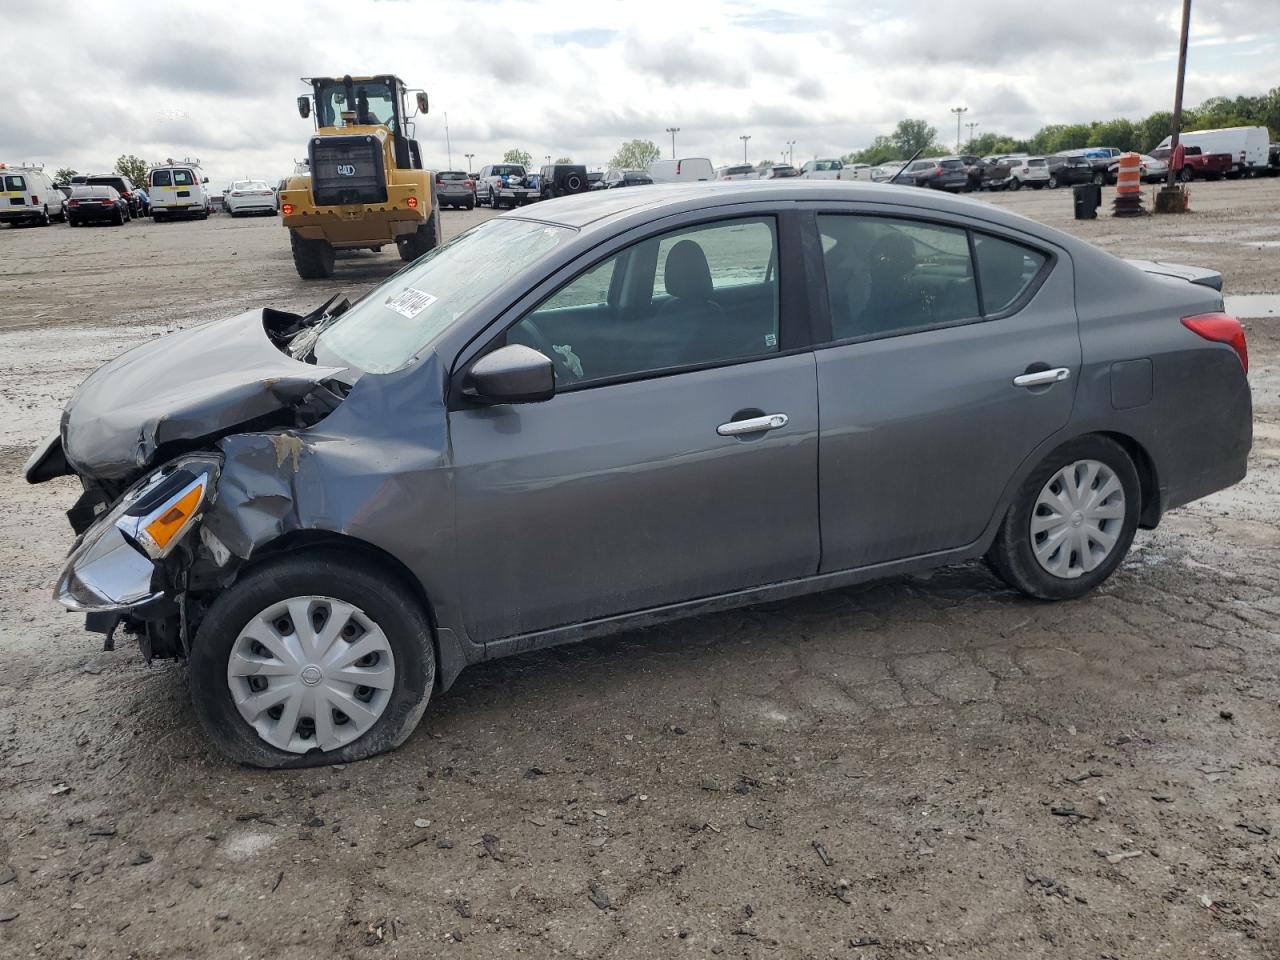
[1,0,1276,185]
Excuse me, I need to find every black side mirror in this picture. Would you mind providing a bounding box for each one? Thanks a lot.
[464,344,555,404]
[416,92,429,115]
[297,96,311,120]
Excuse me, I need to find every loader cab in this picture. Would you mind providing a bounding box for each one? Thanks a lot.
[303,75,427,171]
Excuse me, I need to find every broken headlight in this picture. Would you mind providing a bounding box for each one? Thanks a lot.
[56,455,222,612]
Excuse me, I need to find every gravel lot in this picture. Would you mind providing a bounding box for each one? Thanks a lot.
[0,181,1278,959]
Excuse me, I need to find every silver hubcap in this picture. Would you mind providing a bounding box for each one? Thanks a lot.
[1031,459,1126,579]
[227,596,395,754]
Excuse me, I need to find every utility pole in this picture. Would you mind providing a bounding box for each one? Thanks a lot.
[965,122,979,149]
[444,112,452,169]
[740,134,751,163]
[950,107,968,153]
[1166,0,1193,189]
[786,139,797,165]
[666,127,680,158]
[464,153,474,174]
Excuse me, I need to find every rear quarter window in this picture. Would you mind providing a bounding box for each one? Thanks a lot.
[973,234,1049,314]
[5,175,27,191]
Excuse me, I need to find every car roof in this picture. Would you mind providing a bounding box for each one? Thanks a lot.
[495,180,1084,246]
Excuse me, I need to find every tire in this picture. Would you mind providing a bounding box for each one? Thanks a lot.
[38,206,50,226]
[188,550,435,768]
[1091,172,1105,185]
[396,212,440,262]
[1009,178,1022,191]
[465,195,475,210]
[487,188,496,208]
[112,208,124,226]
[1179,167,1193,183]
[290,230,336,279]
[986,435,1140,601]
[1047,176,1059,189]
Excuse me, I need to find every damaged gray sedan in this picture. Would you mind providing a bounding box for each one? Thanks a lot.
[27,182,1252,767]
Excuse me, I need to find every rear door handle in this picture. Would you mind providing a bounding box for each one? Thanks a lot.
[1013,367,1071,388]
[717,413,789,437]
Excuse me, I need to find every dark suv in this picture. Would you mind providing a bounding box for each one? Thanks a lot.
[1046,155,1097,189]
[910,157,969,192]
[538,164,589,200]
[84,175,141,217]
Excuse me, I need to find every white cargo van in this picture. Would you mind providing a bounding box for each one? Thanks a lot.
[0,163,65,226]
[647,158,714,182]
[148,161,211,221]
[1155,126,1270,175]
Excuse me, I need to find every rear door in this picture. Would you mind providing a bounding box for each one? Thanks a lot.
[810,207,1080,570]
[449,210,820,642]
[3,174,30,212]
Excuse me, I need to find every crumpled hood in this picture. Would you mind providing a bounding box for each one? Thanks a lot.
[62,309,345,481]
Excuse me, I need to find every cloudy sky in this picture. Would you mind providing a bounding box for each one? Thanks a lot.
[4,0,1277,186]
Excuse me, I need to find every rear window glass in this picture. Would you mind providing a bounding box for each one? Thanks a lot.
[814,160,842,171]
[151,170,172,187]
[722,165,754,176]
[973,234,1048,314]
[940,160,965,169]
[72,187,111,197]
[491,165,522,176]
[5,175,27,191]
[1028,158,1046,167]
[438,171,467,180]
[173,170,195,186]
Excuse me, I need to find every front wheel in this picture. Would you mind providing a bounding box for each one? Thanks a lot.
[1091,172,1106,185]
[987,436,1140,601]
[189,551,435,768]
[1009,178,1022,191]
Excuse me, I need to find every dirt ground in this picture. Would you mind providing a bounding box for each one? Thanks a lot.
[0,181,1278,960]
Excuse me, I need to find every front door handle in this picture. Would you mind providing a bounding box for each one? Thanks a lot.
[717,413,789,437]
[1013,367,1071,388]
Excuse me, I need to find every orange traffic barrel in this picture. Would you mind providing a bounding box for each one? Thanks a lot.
[1116,152,1142,196]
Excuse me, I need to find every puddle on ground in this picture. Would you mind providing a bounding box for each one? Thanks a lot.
[1225,294,1280,319]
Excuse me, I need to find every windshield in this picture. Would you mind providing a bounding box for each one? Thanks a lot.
[305,218,571,374]
[315,78,398,132]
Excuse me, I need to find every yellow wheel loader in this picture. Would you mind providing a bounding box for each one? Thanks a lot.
[280,75,440,279]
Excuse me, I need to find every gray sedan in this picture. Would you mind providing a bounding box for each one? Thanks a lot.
[26,182,1252,767]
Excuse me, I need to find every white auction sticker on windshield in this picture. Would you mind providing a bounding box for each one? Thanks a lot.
[384,287,438,318]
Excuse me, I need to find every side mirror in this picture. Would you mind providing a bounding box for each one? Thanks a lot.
[416,92,429,115]
[297,96,311,120]
[464,344,555,404]
[202,176,209,183]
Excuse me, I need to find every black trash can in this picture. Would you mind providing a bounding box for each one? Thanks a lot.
[1073,182,1102,220]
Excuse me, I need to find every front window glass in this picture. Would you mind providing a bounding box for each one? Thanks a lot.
[308,219,570,374]
[819,215,979,340]
[315,79,397,131]
[509,217,779,387]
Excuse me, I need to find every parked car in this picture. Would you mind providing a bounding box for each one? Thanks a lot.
[538,164,590,200]
[1006,156,1050,190]
[587,171,607,191]
[910,157,970,192]
[65,185,130,226]
[870,162,906,182]
[969,156,1014,191]
[1150,145,1234,182]
[476,164,534,208]
[435,170,476,209]
[0,164,66,226]
[604,169,653,188]
[225,180,277,216]
[84,174,142,217]
[716,164,757,181]
[798,158,847,180]
[1155,126,1270,176]
[648,158,714,183]
[148,163,211,221]
[760,164,800,179]
[1269,143,1280,174]
[1104,153,1169,184]
[134,187,150,216]
[27,181,1252,767]
[1046,155,1098,189]
[896,158,939,184]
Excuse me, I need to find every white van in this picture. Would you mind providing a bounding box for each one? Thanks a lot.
[1155,126,1270,175]
[0,163,65,226]
[148,161,211,221]
[647,157,714,182]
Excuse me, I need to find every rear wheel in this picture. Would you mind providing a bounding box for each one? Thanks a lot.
[1047,175,1059,189]
[1091,171,1106,185]
[1009,177,1022,191]
[987,436,1140,601]
[1179,167,1193,183]
[38,206,50,226]
[397,212,440,262]
[290,230,336,279]
[465,194,475,210]
[112,208,124,226]
[188,551,435,768]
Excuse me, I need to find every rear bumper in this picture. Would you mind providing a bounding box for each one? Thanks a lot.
[0,208,37,221]
[438,189,473,202]
[68,206,118,221]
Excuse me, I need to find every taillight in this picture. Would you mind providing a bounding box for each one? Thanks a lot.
[435,177,443,185]
[68,200,79,207]
[407,195,419,209]
[1182,312,1248,373]
[676,161,682,175]
[934,167,944,177]
[31,195,38,204]
[281,202,294,215]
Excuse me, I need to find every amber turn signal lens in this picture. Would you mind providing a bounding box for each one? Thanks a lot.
[144,484,204,551]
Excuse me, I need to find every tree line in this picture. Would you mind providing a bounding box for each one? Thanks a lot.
[845,89,1280,165]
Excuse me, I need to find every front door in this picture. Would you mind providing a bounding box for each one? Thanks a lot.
[449,215,820,643]
[812,211,1080,571]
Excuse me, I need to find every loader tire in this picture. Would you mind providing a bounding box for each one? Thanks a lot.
[291,230,335,279]
[397,213,440,262]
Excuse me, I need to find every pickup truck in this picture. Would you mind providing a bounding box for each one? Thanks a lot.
[476,164,536,208]
[1149,146,1233,182]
